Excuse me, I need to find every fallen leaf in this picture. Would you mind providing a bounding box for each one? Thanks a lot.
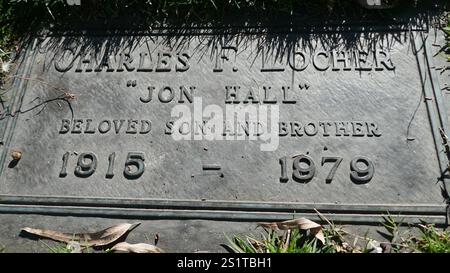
[10,149,22,160]
[257,218,325,244]
[111,242,164,253]
[21,222,140,247]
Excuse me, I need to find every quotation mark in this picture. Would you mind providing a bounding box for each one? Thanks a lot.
[299,83,310,90]
[127,80,137,87]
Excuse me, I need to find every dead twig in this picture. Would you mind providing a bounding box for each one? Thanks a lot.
[5,75,73,95]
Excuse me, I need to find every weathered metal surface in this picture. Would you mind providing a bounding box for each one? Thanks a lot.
[0,25,448,225]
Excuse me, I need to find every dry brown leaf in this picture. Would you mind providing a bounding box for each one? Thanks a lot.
[21,222,140,247]
[111,242,164,253]
[257,218,325,244]
[10,149,22,160]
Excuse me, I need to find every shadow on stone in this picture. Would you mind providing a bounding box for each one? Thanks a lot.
[7,159,19,169]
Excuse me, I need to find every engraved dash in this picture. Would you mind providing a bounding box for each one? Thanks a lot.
[202,164,221,171]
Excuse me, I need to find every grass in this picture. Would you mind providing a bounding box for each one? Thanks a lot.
[0,244,5,253]
[226,217,369,253]
[226,229,336,253]
[0,0,442,85]
[0,1,438,49]
[413,223,450,253]
[43,241,77,254]
[443,14,450,61]
[226,215,450,253]
[380,215,450,253]
[0,1,442,61]
[40,240,114,253]
[0,0,437,91]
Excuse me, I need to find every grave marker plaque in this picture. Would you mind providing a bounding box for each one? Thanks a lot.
[0,25,448,224]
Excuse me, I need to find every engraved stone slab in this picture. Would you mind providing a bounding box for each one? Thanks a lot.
[0,26,448,224]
